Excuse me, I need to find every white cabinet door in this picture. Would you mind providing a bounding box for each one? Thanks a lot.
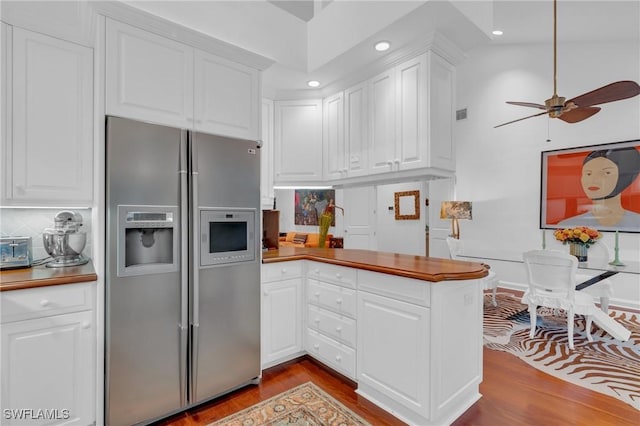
[427,52,455,171]
[323,92,345,181]
[273,99,323,183]
[396,54,428,171]
[4,26,93,204]
[369,69,396,174]
[357,290,430,418]
[261,98,274,209]
[344,81,369,178]
[106,18,194,129]
[194,50,259,140]
[1,310,95,425]
[262,278,303,367]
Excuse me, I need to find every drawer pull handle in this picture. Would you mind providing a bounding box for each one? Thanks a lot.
[81,322,91,329]
[264,291,269,296]
[336,298,343,304]
[336,273,342,279]
[313,344,320,350]
[314,318,320,324]
[40,299,50,307]
[314,292,320,297]
[336,326,342,332]
[314,269,319,274]
[281,268,287,274]
[335,355,342,362]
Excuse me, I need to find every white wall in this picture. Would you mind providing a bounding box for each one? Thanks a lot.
[455,40,640,308]
[375,181,428,256]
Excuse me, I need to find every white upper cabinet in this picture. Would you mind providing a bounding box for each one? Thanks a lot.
[344,81,369,178]
[323,92,345,181]
[396,54,428,171]
[194,50,259,140]
[106,18,194,129]
[273,99,323,183]
[2,25,93,205]
[427,52,455,171]
[106,18,260,140]
[369,68,397,175]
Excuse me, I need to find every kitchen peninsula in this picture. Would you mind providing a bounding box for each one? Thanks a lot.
[262,247,488,426]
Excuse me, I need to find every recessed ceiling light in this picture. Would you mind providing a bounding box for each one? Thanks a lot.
[374,41,390,52]
[492,30,503,36]
[307,80,320,88]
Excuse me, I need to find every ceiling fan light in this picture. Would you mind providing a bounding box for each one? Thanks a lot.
[492,30,503,36]
[307,80,320,88]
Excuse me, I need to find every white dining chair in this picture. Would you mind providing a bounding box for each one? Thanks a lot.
[522,250,595,350]
[544,238,613,313]
[446,237,499,306]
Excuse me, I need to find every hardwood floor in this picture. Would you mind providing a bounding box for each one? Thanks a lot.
[155,350,639,426]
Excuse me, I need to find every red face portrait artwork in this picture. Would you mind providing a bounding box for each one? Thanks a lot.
[541,140,640,233]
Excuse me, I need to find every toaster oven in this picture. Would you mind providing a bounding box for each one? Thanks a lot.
[0,237,32,269]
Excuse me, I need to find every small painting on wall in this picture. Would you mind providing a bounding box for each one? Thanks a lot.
[540,139,640,233]
[294,189,336,226]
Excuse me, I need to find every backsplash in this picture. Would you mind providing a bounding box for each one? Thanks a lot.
[0,208,93,261]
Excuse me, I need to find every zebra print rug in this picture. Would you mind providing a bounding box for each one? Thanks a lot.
[483,292,640,410]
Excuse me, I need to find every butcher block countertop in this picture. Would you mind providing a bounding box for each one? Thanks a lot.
[262,247,488,282]
[0,261,97,291]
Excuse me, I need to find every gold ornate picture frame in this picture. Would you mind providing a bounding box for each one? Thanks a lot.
[394,190,420,220]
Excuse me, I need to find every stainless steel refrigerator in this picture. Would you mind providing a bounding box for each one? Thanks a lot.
[105,116,261,425]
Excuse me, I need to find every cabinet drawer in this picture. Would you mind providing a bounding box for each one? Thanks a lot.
[307,279,356,317]
[307,262,356,289]
[306,328,356,380]
[358,269,431,307]
[262,261,302,282]
[1,282,94,323]
[307,304,356,348]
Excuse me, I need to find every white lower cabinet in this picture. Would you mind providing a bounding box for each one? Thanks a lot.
[0,282,96,426]
[261,262,303,368]
[357,291,430,419]
[261,260,483,425]
[305,262,357,380]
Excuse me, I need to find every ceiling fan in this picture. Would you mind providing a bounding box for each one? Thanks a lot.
[494,0,640,128]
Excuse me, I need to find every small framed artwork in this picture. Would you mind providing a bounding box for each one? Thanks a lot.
[540,139,640,233]
[394,190,420,220]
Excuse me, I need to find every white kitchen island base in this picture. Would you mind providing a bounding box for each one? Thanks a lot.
[262,248,488,426]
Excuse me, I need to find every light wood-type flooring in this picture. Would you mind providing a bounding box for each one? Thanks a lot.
[154,348,639,426]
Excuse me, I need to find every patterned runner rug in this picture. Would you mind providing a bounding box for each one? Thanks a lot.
[208,382,371,426]
[483,292,640,410]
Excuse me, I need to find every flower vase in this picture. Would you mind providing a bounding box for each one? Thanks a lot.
[318,213,332,248]
[569,243,588,262]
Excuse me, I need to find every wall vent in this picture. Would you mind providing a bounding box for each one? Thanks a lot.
[456,108,467,120]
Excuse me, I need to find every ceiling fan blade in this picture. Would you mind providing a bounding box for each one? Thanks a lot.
[494,111,548,128]
[558,106,601,123]
[568,80,640,107]
[506,101,547,110]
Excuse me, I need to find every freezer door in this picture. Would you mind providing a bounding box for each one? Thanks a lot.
[106,117,188,425]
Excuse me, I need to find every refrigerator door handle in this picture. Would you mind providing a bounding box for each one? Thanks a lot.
[179,131,189,406]
[190,136,200,400]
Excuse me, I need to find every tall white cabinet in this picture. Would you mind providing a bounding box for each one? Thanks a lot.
[1,25,93,205]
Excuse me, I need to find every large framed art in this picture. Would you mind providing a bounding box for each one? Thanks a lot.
[540,139,640,233]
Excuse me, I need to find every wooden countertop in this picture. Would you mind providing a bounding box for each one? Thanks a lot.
[262,247,488,282]
[0,261,97,291]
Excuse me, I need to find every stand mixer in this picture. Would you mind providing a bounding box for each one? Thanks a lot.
[43,211,89,267]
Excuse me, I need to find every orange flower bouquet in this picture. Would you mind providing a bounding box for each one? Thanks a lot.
[553,226,601,248]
